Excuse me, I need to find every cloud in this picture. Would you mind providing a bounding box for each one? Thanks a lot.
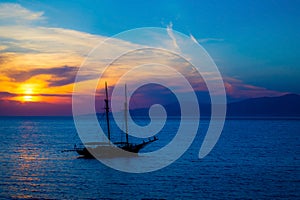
[0,3,44,24]
[0,91,72,98]
[167,22,179,50]
[6,65,79,87]
[0,99,72,116]
[224,77,286,98]
[190,35,224,44]
[0,4,107,96]
[189,34,198,44]
[0,91,14,98]
[0,54,8,64]
[0,26,101,56]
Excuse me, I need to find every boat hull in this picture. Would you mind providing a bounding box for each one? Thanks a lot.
[75,145,137,158]
[75,137,158,158]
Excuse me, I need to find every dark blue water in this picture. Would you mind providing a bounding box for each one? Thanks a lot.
[0,117,299,199]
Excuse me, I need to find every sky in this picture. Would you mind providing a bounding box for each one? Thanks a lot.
[0,0,299,116]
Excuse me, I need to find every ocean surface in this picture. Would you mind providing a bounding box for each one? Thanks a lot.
[0,117,299,199]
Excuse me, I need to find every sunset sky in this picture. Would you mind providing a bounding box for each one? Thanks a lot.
[0,0,299,116]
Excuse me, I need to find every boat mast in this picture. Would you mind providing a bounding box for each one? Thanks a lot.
[124,84,129,144]
[104,82,111,142]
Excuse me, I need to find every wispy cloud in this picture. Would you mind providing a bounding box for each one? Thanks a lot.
[198,38,224,43]
[190,34,224,44]
[166,22,179,50]
[0,3,44,24]
[0,26,101,56]
[189,34,198,44]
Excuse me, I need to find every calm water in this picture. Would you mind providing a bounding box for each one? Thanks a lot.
[0,117,299,199]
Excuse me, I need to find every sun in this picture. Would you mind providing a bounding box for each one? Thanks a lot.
[19,84,40,102]
[23,95,33,102]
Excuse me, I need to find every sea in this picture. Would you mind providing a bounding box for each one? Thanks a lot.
[0,116,299,199]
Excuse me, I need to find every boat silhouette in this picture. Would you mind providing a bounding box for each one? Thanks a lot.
[74,82,158,158]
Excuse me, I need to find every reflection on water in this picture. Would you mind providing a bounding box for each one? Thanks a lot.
[0,117,299,199]
[6,120,43,199]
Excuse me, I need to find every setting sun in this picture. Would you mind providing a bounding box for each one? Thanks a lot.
[18,84,40,102]
[23,95,33,102]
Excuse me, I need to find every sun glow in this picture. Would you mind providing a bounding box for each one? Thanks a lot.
[23,95,33,102]
[19,84,40,102]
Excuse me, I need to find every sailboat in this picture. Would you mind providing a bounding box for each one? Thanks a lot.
[74,82,158,158]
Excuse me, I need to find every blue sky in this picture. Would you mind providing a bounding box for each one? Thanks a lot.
[9,0,298,94]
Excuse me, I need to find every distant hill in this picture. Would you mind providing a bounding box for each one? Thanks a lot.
[129,94,300,117]
[227,94,300,117]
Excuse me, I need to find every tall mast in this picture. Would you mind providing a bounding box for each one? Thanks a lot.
[104,82,111,142]
[124,84,129,144]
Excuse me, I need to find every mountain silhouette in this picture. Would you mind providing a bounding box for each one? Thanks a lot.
[227,93,300,117]
[129,94,300,117]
